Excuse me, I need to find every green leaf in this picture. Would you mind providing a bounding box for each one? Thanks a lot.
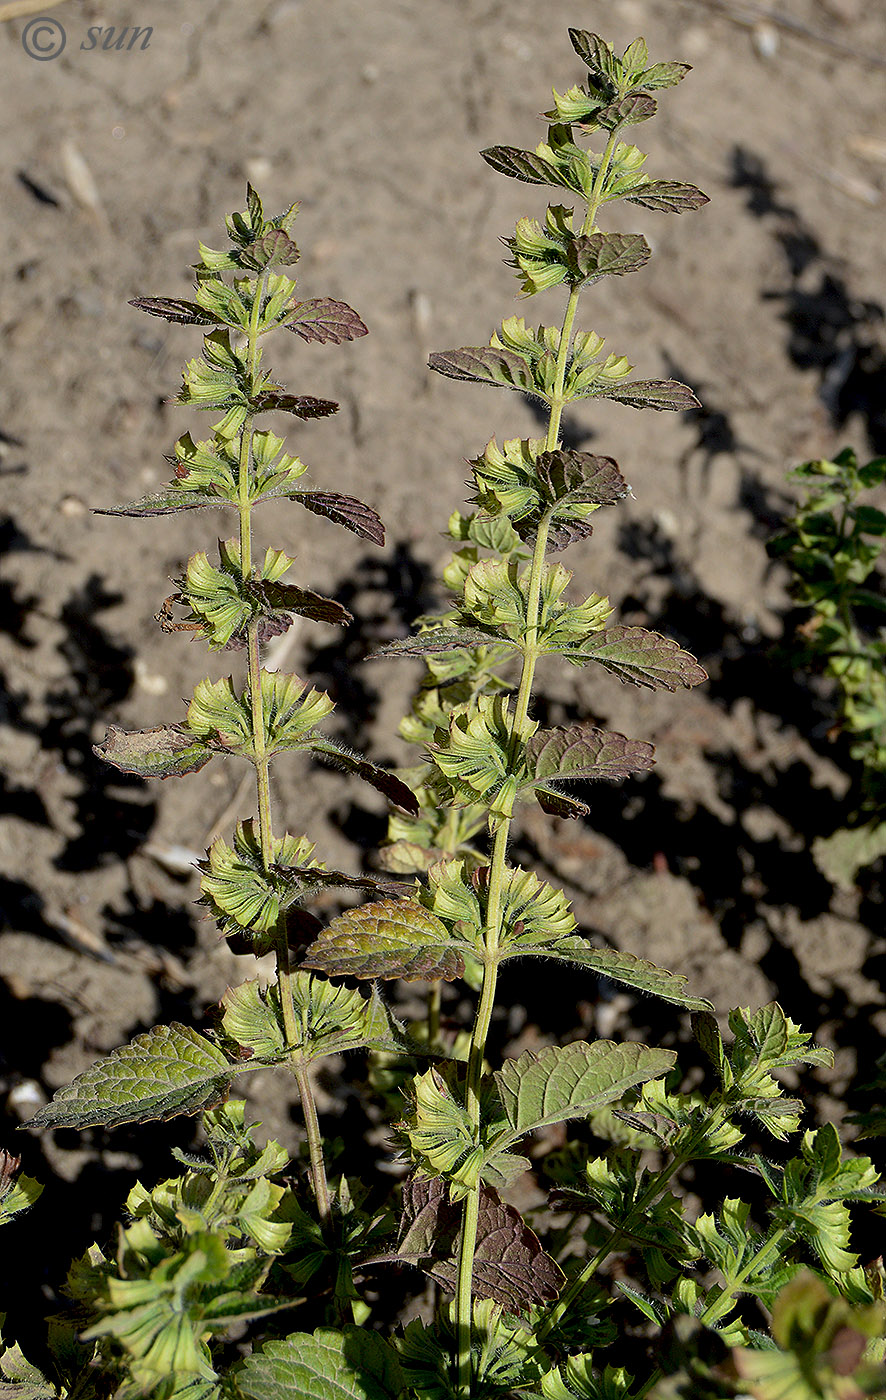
[392,1175,563,1312]
[301,898,467,981]
[566,624,707,690]
[94,724,213,778]
[493,1041,674,1141]
[402,1068,481,1191]
[283,298,368,344]
[0,1151,42,1228]
[222,973,395,1063]
[512,935,714,1011]
[370,627,508,659]
[428,346,537,394]
[231,1328,404,1400]
[596,93,657,129]
[480,144,583,193]
[25,1025,233,1130]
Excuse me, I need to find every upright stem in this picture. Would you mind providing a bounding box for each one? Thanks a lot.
[238,271,330,1223]
[453,122,626,1399]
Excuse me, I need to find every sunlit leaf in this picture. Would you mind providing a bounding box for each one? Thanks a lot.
[626,180,709,213]
[291,491,385,545]
[598,378,700,411]
[232,1328,404,1400]
[95,724,213,778]
[26,1025,233,1130]
[129,297,221,326]
[308,737,419,814]
[566,231,651,283]
[567,624,707,690]
[493,1040,674,1139]
[250,392,339,419]
[505,934,714,1011]
[302,898,467,982]
[429,345,537,394]
[284,298,368,344]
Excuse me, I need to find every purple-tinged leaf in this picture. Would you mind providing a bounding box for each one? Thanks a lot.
[273,866,408,901]
[243,228,300,268]
[535,789,590,819]
[640,61,692,91]
[309,737,419,815]
[566,231,651,282]
[251,392,339,419]
[536,449,629,506]
[571,625,707,690]
[429,346,536,394]
[544,518,596,553]
[284,298,368,344]
[370,627,507,659]
[527,723,655,785]
[627,180,709,213]
[600,379,700,412]
[94,489,231,517]
[568,29,619,90]
[245,580,353,628]
[129,297,222,326]
[26,1023,232,1130]
[301,899,465,982]
[389,1176,563,1311]
[480,144,575,190]
[292,491,385,545]
[95,724,212,779]
[595,92,657,129]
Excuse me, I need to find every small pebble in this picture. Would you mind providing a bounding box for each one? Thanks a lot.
[751,22,779,59]
[134,657,169,695]
[59,494,87,517]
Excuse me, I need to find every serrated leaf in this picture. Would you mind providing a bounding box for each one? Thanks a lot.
[370,627,509,659]
[568,625,707,690]
[392,1176,563,1312]
[284,298,368,344]
[94,488,231,517]
[301,898,466,981]
[493,1041,674,1141]
[508,935,713,1011]
[130,297,222,326]
[94,725,213,778]
[243,228,300,269]
[480,144,579,191]
[596,93,657,129]
[232,1327,403,1400]
[535,449,629,506]
[526,724,655,786]
[429,346,537,394]
[26,1024,232,1130]
[223,974,395,1064]
[246,580,353,629]
[251,392,339,419]
[567,231,651,282]
[309,737,419,814]
[292,491,385,545]
[626,180,709,213]
[599,378,700,411]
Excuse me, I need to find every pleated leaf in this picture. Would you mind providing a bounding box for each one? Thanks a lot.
[568,624,707,690]
[566,231,651,282]
[301,898,466,982]
[480,144,581,194]
[627,180,709,213]
[94,488,234,517]
[129,296,221,326]
[246,580,353,629]
[370,626,508,659]
[250,392,339,419]
[27,1024,233,1130]
[291,491,385,545]
[428,346,536,393]
[283,298,368,344]
[494,1040,674,1140]
[598,378,700,411]
[535,449,629,507]
[392,1175,563,1311]
[95,724,212,778]
[596,93,657,130]
[232,1328,404,1400]
[308,737,419,814]
[508,934,714,1010]
[527,724,655,785]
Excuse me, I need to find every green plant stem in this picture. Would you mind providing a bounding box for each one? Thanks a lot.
[237,271,329,1221]
[294,1060,333,1230]
[454,122,627,1399]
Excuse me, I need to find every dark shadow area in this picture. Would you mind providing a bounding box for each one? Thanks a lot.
[731,145,886,453]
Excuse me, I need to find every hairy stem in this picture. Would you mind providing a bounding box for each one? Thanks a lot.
[453,121,627,1399]
[294,1061,333,1229]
